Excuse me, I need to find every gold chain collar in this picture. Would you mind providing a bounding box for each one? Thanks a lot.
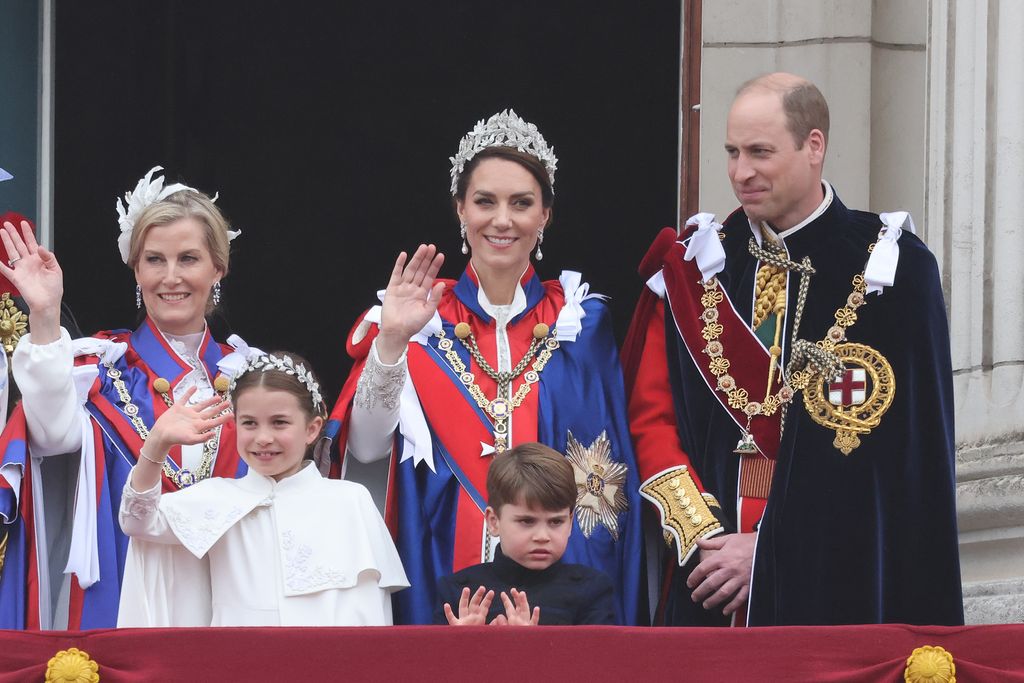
[699,239,876,451]
[105,364,225,488]
[435,322,559,453]
[700,278,796,450]
[787,273,868,388]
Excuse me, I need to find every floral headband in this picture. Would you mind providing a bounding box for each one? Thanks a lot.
[228,352,325,415]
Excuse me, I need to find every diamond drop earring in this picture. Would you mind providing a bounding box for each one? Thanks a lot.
[535,229,544,261]
[460,222,469,255]
[213,281,222,306]
[135,284,142,309]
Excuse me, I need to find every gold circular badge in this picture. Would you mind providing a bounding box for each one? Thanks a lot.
[802,342,895,455]
[45,647,100,683]
[904,645,955,683]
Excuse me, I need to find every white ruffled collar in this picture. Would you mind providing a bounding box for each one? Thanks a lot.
[237,460,319,493]
[164,329,206,360]
[476,267,528,324]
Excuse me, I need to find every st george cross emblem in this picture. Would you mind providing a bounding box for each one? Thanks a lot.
[828,368,867,406]
[803,343,895,454]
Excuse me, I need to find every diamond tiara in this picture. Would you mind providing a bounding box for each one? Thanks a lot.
[229,353,325,415]
[449,109,558,196]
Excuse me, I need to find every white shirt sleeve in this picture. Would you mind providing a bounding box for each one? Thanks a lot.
[346,339,405,464]
[118,475,180,544]
[12,328,89,457]
[117,476,213,627]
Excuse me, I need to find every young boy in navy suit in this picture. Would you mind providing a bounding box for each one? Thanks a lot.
[435,442,617,625]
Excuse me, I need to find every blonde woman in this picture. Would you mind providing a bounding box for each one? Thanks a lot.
[0,167,251,629]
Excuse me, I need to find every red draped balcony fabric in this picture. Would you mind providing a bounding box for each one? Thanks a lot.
[2,624,1023,682]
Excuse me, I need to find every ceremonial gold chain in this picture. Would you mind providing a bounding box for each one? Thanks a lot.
[105,364,220,488]
[699,279,796,422]
[435,323,559,453]
[700,237,877,450]
[0,529,7,575]
[787,273,868,390]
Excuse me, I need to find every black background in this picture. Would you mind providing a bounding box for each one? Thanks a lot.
[54,1,681,400]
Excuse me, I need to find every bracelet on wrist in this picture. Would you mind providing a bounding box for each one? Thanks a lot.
[138,447,166,466]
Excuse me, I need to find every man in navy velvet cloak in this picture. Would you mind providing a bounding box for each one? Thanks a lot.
[624,73,963,626]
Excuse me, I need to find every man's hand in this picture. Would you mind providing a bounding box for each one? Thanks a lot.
[686,532,756,616]
[443,586,495,626]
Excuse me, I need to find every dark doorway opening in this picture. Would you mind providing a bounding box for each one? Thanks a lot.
[54,1,681,400]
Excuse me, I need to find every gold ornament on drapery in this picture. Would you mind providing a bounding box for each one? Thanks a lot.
[904,645,955,683]
[45,647,100,683]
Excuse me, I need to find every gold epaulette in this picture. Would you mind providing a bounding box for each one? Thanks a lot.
[640,466,723,566]
[0,293,27,360]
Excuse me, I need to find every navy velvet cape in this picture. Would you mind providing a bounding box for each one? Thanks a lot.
[663,192,963,626]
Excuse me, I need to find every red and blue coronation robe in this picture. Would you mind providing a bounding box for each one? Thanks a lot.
[328,266,646,625]
[0,411,34,629]
[0,319,246,629]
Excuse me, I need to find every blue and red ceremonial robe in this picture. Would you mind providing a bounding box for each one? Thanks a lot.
[0,409,35,629]
[0,318,246,629]
[328,266,647,625]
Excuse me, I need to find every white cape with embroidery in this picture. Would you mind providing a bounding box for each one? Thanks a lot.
[117,463,408,627]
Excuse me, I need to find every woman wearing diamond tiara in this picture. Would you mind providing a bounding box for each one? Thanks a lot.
[0,167,254,630]
[328,110,646,625]
[117,351,408,626]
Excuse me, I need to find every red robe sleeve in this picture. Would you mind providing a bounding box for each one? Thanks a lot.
[627,298,707,491]
[623,228,725,566]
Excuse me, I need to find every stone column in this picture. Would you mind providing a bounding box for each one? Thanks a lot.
[927,0,1024,624]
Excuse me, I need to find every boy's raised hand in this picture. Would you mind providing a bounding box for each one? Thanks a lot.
[492,588,540,626]
[443,586,495,626]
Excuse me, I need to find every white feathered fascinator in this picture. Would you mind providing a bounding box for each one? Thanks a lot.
[115,165,240,264]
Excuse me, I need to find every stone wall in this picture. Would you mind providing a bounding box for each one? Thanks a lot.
[698,1,926,223]
[926,0,1024,624]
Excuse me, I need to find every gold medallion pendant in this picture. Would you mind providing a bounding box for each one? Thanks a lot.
[802,342,895,454]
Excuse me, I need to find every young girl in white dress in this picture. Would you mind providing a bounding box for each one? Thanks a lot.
[117,351,408,627]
